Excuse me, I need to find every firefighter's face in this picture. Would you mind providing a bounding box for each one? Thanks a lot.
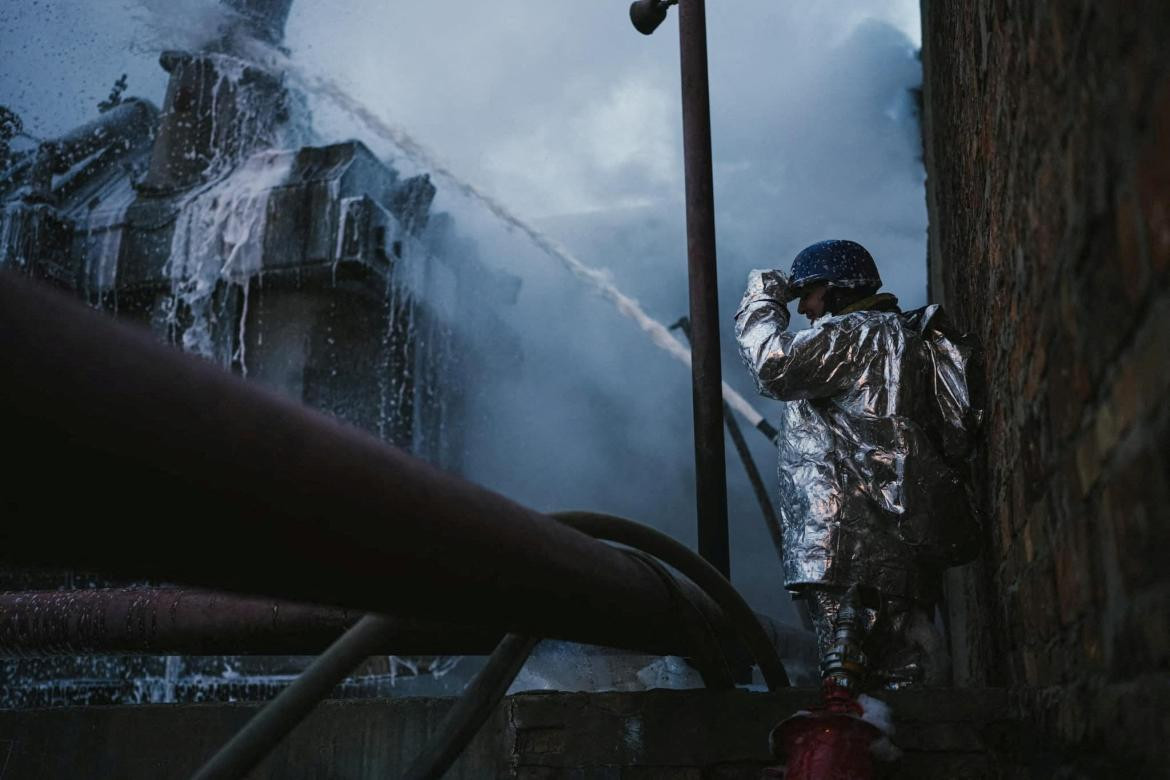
[797,283,829,322]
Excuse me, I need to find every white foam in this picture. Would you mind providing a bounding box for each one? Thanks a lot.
[164,148,293,359]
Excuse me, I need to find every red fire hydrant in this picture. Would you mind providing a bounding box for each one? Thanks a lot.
[767,680,884,780]
[765,586,895,779]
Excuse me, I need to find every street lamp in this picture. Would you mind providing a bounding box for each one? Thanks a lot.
[629,0,730,579]
[628,0,678,35]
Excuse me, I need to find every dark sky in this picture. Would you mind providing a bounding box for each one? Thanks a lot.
[2,1,927,626]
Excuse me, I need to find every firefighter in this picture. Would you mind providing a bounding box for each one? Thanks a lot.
[735,239,981,688]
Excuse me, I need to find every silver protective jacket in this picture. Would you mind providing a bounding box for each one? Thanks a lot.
[735,270,980,600]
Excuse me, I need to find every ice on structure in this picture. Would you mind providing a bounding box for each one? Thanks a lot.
[80,169,140,308]
[0,653,477,708]
[634,655,707,690]
[151,42,313,361]
[425,656,462,680]
[506,642,707,695]
[162,655,182,704]
[164,148,293,359]
[387,655,421,687]
[196,53,295,177]
[858,693,903,761]
[857,693,894,735]
[623,715,644,755]
[0,202,26,267]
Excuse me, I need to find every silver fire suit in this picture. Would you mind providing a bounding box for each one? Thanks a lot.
[735,270,980,681]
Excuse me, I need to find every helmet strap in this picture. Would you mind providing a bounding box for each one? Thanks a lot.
[825,285,879,315]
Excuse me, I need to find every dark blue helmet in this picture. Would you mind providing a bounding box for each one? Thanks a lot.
[790,239,881,291]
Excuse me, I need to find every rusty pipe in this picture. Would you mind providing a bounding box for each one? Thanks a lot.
[0,588,502,656]
[0,272,729,657]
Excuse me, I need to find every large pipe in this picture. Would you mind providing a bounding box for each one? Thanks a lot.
[677,0,731,577]
[0,588,501,656]
[0,272,727,656]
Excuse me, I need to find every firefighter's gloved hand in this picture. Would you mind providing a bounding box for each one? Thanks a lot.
[737,269,795,344]
[745,268,797,304]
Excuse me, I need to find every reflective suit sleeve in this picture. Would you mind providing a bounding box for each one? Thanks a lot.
[734,269,862,401]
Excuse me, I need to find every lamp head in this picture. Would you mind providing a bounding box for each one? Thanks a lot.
[629,0,674,36]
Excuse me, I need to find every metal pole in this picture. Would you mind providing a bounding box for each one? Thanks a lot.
[401,633,539,780]
[0,272,728,657]
[192,614,395,780]
[677,0,730,577]
[672,318,815,633]
[671,318,783,561]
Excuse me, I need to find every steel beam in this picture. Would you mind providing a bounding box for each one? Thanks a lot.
[0,272,727,656]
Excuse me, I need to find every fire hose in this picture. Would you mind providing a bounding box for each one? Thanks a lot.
[670,316,812,632]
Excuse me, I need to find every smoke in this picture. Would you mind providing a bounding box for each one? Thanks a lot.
[279,3,927,621]
[0,0,927,625]
[252,50,767,428]
[125,0,238,54]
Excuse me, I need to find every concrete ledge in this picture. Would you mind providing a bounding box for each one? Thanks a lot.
[0,688,1021,779]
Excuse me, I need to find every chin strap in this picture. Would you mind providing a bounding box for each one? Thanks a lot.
[836,292,901,315]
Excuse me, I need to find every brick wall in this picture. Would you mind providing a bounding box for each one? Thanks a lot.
[920,0,1170,773]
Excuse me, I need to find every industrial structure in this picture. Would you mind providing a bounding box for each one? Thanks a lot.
[0,0,530,709]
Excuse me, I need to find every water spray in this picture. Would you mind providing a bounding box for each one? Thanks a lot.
[245,42,777,441]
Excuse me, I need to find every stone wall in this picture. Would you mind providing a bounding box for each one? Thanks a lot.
[920,0,1170,773]
[0,689,1024,779]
